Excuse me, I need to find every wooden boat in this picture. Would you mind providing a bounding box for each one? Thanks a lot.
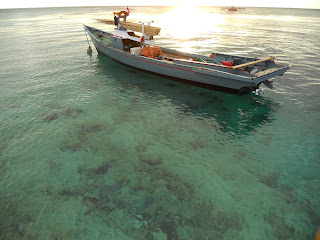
[84,11,291,95]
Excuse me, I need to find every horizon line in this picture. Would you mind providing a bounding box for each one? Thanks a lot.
[1,5,320,10]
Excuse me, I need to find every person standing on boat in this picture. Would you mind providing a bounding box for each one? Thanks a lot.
[114,15,119,26]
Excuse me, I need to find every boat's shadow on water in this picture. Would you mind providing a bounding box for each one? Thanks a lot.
[95,55,279,136]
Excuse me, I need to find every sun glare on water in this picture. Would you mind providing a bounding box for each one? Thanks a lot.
[160,6,225,52]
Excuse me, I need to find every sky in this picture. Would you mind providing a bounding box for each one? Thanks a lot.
[0,0,320,9]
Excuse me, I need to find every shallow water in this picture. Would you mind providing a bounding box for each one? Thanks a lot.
[0,6,319,240]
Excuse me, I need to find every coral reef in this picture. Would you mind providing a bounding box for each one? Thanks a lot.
[60,123,105,152]
[264,213,296,239]
[41,104,84,123]
[59,151,245,239]
[0,195,35,240]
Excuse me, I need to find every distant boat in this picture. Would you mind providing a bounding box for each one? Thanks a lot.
[222,6,245,12]
[83,10,291,95]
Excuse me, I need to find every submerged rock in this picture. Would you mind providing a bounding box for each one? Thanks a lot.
[42,112,59,122]
[79,124,104,134]
[234,149,248,159]
[189,138,206,149]
[0,161,7,175]
[49,161,63,171]
[95,162,111,174]
[264,213,296,239]
[152,230,167,240]
[59,185,83,199]
[64,107,84,118]
[78,162,112,180]
[60,122,106,152]
[160,221,179,240]
[135,141,150,153]
[259,173,280,188]
[139,147,164,166]
[165,181,194,201]
[139,153,163,166]
[60,139,86,152]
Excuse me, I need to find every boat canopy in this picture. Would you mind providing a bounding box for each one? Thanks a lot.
[120,21,161,36]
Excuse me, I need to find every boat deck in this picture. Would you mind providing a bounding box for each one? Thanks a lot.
[162,51,190,61]
[92,31,112,45]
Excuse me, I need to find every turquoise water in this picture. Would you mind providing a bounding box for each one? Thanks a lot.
[0,6,319,239]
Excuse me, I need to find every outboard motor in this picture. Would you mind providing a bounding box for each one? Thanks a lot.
[263,80,275,89]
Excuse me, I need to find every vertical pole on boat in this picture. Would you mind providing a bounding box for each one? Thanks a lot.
[141,22,145,38]
[140,22,145,48]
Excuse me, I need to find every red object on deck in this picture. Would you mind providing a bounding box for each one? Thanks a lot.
[222,61,233,66]
[142,46,163,58]
[209,54,214,58]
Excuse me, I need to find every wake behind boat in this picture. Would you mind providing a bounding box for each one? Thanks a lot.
[84,10,291,95]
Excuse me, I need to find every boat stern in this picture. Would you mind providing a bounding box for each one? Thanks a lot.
[252,63,292,88]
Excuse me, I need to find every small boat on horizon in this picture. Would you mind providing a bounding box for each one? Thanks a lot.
[83,10,291,95]
[221,6,246,12]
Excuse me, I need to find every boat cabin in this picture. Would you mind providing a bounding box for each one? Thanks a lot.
[110,11,159,52]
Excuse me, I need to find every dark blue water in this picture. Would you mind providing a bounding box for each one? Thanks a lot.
[0,6,319,239]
